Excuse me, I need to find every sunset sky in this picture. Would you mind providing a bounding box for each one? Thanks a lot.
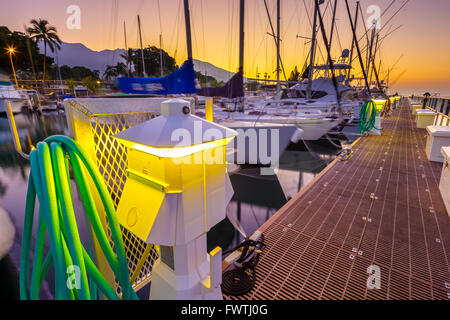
[1,0,449,96]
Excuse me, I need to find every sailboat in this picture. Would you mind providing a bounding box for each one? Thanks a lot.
[199,0,341,141]
[0,72,30,114]
[113,0,299,167]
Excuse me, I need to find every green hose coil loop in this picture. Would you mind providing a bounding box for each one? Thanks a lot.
[359,100,381,134]
[20,135,138,300]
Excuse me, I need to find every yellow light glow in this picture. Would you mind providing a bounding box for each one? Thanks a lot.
[125,137,234,158]
[372,99,387,104]
[8,47,15,53]
[372,98,387,113]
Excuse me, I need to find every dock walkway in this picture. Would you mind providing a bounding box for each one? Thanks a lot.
[224,101,450,300]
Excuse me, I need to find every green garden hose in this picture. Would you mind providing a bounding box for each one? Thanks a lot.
[20,135,138,300]
[359,100,381,134]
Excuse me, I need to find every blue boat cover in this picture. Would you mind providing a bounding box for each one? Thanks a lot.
[197,71,244,98]
[117,59,197,95]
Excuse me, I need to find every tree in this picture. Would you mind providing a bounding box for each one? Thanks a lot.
[49,65,100,81]
[0,26,52,81]
[103,62,127,81]
[66,78,77,96]
[81,76,100,95]
[128,46,177,77]
[195,72,223,88]
[27,19,62,86]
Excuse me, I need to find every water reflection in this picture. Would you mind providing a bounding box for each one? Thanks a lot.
[208,141,342,253]
[0,110,69,299]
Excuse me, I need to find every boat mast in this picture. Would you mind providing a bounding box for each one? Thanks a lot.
[344,0,371,95]
[263,0,287,83]
[307,0,319,99]
[276,0,281,96]
[239,0,245,75]
[238,0,245,110]
[184,0,193,60]
[328,0,338,65]
[366,26,376,81]
[369,33,379,85]
[123,21,130,76]
[137,15,146,76]
[347,1,360,80]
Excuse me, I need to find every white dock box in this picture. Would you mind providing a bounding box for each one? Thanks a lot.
[426,126,450,162]
[439,147,450,216]
[412,104,423,115]
[416,109,436,129]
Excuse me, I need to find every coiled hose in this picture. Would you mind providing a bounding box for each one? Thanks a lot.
[359,100,381,134]
[20,135,138,300]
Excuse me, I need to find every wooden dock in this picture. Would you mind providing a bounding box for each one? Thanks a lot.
[224,101,450,300]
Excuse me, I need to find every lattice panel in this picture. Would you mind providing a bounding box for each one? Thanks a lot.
[66,100,161,292]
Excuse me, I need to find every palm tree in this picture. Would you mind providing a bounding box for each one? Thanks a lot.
[66,78,77,97]
[103,65,118,81]
[27,19,62,88]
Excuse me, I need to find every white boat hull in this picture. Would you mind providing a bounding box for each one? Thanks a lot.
[219,121,301,165]
[219,113,340,141]
[0,99,23,114]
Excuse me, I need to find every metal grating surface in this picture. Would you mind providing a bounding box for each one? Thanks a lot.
[66,100,160,292]
[224,100,450,300]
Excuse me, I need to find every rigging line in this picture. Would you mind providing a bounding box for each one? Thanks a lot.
[316,0,342,106]
[358,2,371,69]
[389,69,407,87]
[334,19,343,54]
[226,0,233,72]
[262,0,287,82]
[357,0,406,48]
[199,0,207,75]
[282,0,300,40]
[156,0,163,36]
[379,0,410,34]
[111,0,119,64]
[350,23,403,65]
[230,0,237,73]
[373,25,402,54]
[327,0,343,55]
[173,0,182,61]
[382,0,397,17]
[167,0,178,59]
[302,0,313,29]
[356,0,395,45]
[301,0,326,66]
[189,1,200,62]
[252,0,269,77]
[384,54,404,79]
[282,0,301,71]
[156,0,164,75]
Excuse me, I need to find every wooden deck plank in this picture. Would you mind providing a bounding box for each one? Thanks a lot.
[224,100,450,300]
